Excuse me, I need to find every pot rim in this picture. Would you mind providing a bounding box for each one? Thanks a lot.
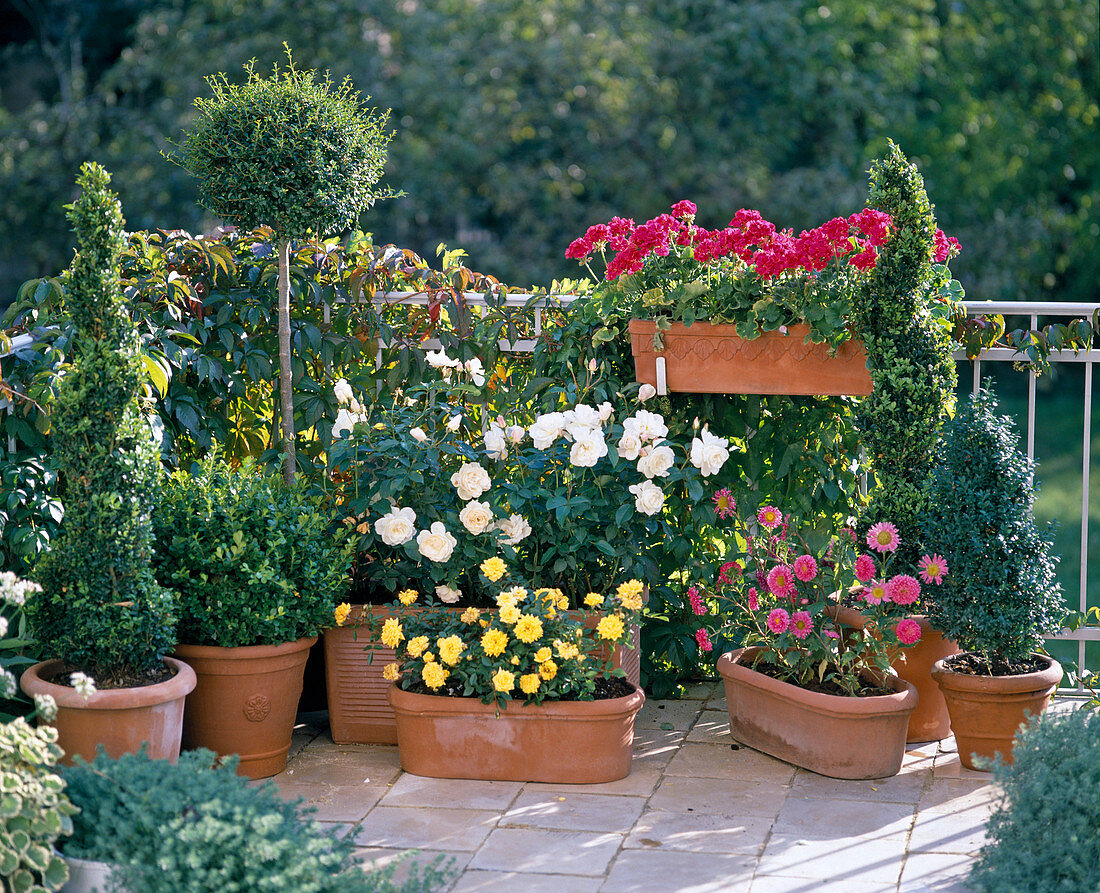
[173,634,318,659]
[930,652,1063,692]
[387,680,645,720]
[20,656,196,709]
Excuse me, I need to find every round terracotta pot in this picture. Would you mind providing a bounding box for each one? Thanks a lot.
[716,647,917,779]
[931,652,1062,771]
[173,636,316,779]
[388,682,645,783]
[20,658,195,766]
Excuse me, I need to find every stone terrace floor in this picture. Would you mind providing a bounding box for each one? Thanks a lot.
[273,682,1074,893]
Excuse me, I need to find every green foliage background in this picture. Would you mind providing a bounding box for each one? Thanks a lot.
[1,0,1096,304]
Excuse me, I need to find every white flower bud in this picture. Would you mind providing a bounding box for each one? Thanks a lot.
[638,383,657,402]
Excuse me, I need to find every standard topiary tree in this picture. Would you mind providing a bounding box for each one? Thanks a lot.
[922,385,1068,665]
[172,47,394,483]
[27,163,176,687]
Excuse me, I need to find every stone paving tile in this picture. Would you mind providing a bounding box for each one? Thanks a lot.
[273,780,390,822]
[601,850,758,892]
[684,709,730,744]
[756,833,908,886]
[771,794,915,839]
[279,747,402,786]
[907,808,992,855]
[379,774,523,810]
[526,766,662,797]
[353,847,469,888]
[624,810,773,855]
[666,743,796,784]
[917,777,1001,814]
[500,790,646,833]
[451,870,603,892]
[636,698,704,731]
[787,768,929,804]
[350,806,500,852]
[750,875,897,892]
[931,751,996,780]
[632,728,687,768]
[682,680,720,700]
[898,851,976,892]
[468,828,622,876]
[649,776,790,818]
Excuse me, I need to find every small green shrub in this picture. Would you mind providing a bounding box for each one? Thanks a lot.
[0,718,77,893]
[152,456,355,647]
[62,748,452,893]
[0,457,61,575]
[969,707,1100,893]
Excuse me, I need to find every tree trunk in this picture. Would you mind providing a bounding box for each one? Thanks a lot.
[278,238,296,485]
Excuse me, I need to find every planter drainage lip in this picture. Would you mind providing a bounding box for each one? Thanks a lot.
[930,652,1063,693]
[21,657,197,709]
[388,682,645,719]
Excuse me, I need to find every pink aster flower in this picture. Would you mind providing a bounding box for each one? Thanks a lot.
[895,617,922,645]
[862,580,888,606]
[789,611,813,640]
[718,560,740,586]
[918,553,949,585]
[766,608,790,635]
[866,521,900,553]
[695,627,713,652]
[747,586,759,612]
[792,554,818,582]
[886,574,921,607]
[767,564,796,599]
[688,586,706,616]
[757,505,783,529]
[824,630,841,639]
[712,487,735,519]
[854,554,877,583]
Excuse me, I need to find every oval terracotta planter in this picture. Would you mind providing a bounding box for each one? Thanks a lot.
[716,647,917,779]
[388,682,645,783]
[20,658,195,766]
[930,652,1062,771]
[174,636,316,779]
[628,319,872,396]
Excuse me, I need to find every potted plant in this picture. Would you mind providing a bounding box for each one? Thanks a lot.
[707,506,945,779]
[60,748,452,893]
[151,456,354,778]
[922,385,1069,770]
[378,560,646,783]
[20,164,195,763]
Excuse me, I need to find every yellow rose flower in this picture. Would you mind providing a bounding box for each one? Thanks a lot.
[461,607,481,623]
[406,636,429,658]
[534,647,552,663]
[397,588,418,606]
[481,628,509,657]
[480,557,507,582]
[382,662,400,681]
[437,635,464,666]
[510,655,520,665]
[422,662,448,690]
[496,593,518,610]
[555,640,580,660]
[513,614,543,644]
[492,668,515,692]
[556,595,569,611]
[498,604,521,625]
[334,603,351,626]
[596,614,625,640]
[520,673,540,695]
[539,659,558,680]
[617,579,645,611]
[500,586,528,603]
[380,617,404,648]
[479,619,490,628]
[423,652,435,662]
[584,593,604,608]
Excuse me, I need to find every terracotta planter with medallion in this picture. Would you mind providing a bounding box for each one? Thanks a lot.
[931,652,1062,770]
[173,636,316,779]
[716,647,917,779]
[628,319,872,396]
[388,682,645,783]
[20,658,196,766]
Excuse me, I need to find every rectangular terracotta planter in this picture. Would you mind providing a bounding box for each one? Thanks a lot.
[628,319,872,396]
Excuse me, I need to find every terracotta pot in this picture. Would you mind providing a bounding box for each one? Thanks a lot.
[173,636,316,779]
[628,319,872,396]
[388,682,645,783]
[827,606,960,742]
[716,647,917,779]
[931,652,1062,771]
[20,658,195,765]
[572,610,642,688]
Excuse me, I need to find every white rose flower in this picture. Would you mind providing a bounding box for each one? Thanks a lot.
[506,424,526,444]
[464,357,486,386]
[690,429,731,477]
[569,430,609,468]
[494,513,532,546]
[529,412,565,450]
[426,349,459,369]
[459,500,494,535]
[410,426,428,443]
[446,414,463,432]
[375,506,418,546]
[637,443,675,478]
[598,401,614,421]
[332,408,355,438]
[616,431,643,461]
[484,424,508,459]
[564,404,602,439]
[629,480,666,516]
[631,410,669,442]
[417,522,458,563]
[638,383,657,402]
[436,584,462,604]
[451,462,491,500]
[333,378,353,405]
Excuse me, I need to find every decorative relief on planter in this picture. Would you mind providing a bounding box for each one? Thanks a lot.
[243,695,271,722]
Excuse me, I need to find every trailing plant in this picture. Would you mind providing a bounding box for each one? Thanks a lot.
[61,748,451,893]
[922,385,1069,666]
[25,163,176,687]
[171,46,395,484]
[0,718,77,893]
[969,707,1100,893]
[152,456,355,647]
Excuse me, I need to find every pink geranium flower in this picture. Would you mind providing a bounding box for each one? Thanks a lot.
[886,574,921,607]
[695,627,713,652]
[766,608,790,634]
[767,564,796,599]
[854,554,877,583]
[789,611,813,640]
[895,618,922,645]
[866,521,900,553]
[862,580,888,605]
[792,554,818,582]
[918,553,949,585]
[757,505,783,529]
